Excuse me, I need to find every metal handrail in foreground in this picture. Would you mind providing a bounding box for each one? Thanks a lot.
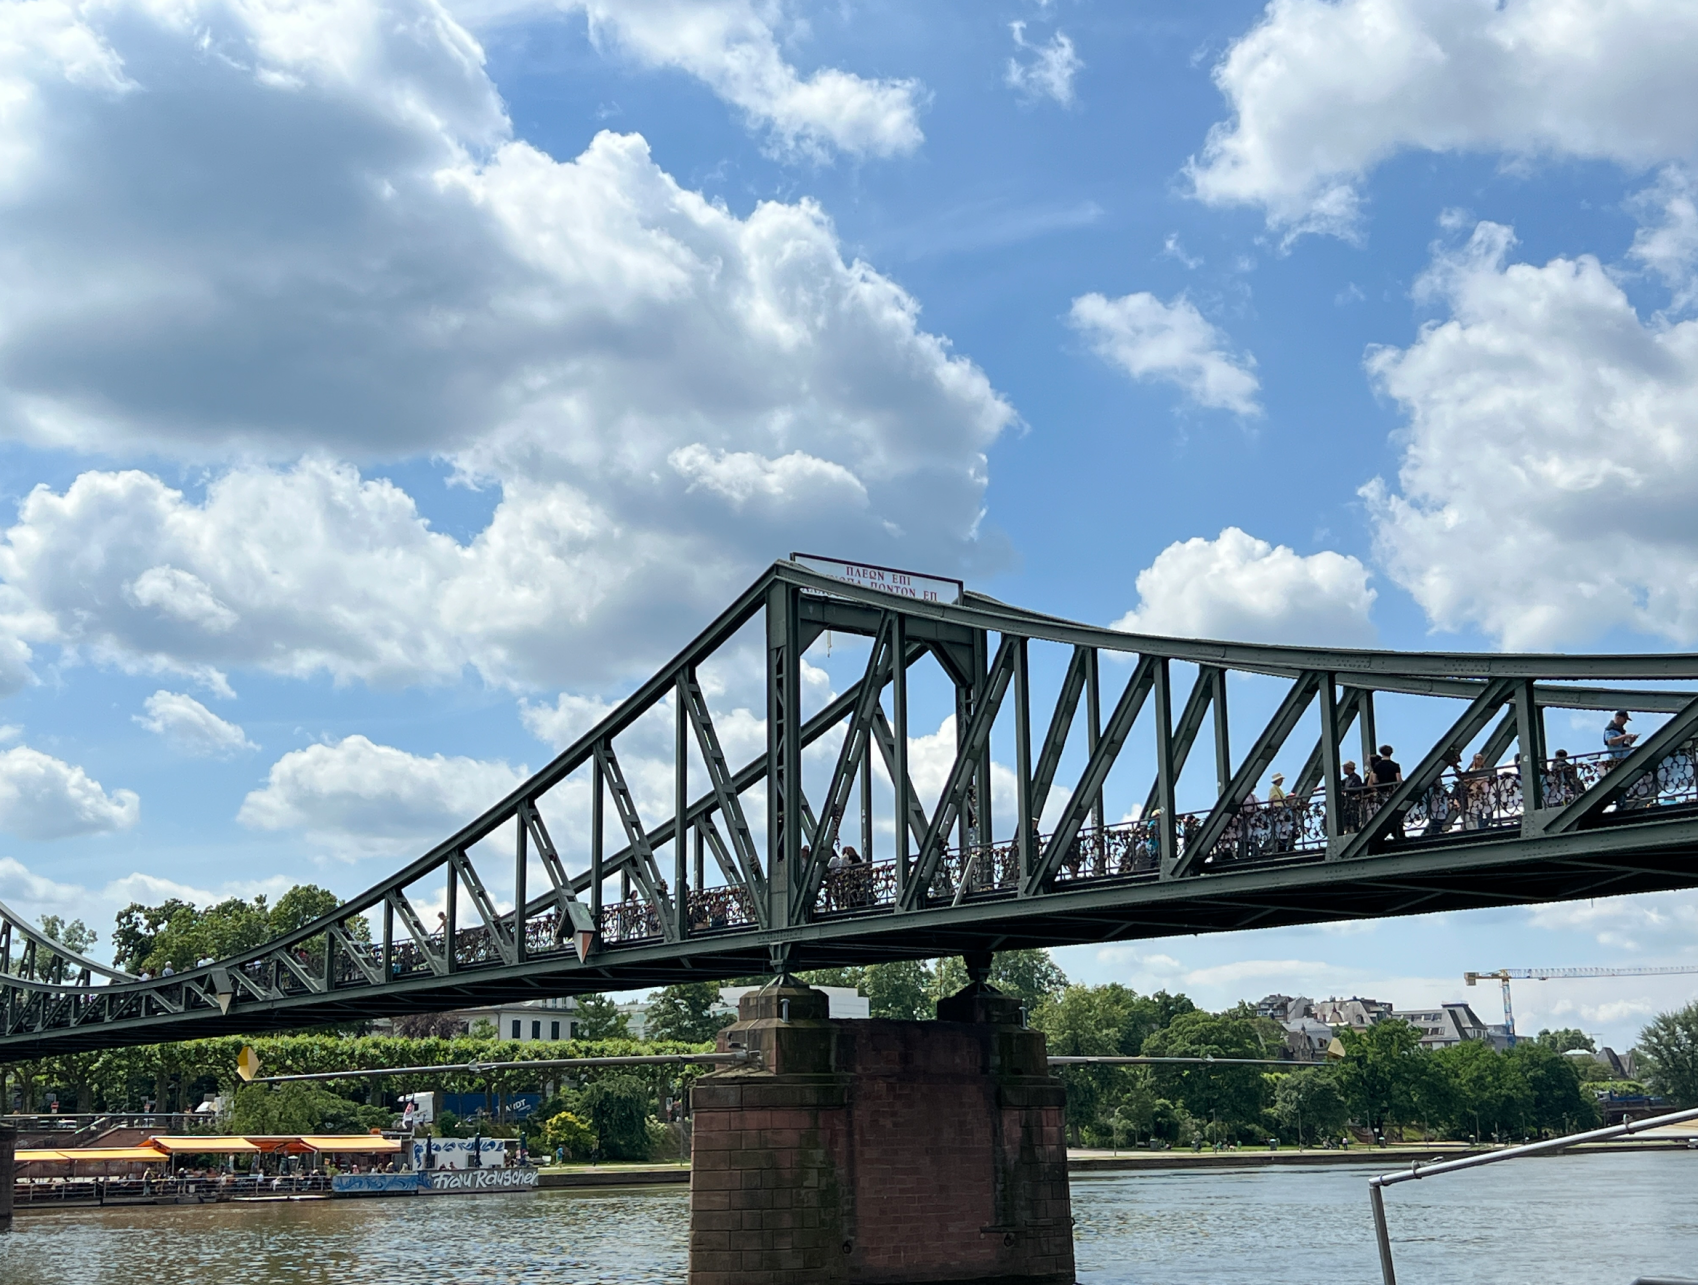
[1367,1103,1698,1284]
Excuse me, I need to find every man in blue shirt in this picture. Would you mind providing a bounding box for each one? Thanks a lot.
[1604,711,1637,761]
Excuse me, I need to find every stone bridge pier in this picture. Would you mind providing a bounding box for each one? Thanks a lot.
[688,966,1075,1285]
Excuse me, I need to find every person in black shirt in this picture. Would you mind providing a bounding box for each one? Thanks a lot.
[1369,745,1403,836]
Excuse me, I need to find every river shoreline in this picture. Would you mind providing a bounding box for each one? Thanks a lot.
[13,1138,1692,1214]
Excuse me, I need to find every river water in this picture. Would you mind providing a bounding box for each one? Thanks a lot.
[4,1152,1694,1284]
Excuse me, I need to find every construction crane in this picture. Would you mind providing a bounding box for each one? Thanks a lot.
[1463,966,1698,1044]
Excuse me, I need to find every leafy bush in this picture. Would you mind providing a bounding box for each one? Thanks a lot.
[540,1110,597,1160]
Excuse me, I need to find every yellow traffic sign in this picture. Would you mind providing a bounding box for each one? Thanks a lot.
[236,1045,261,1082]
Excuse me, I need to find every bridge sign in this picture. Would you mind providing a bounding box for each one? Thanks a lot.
[791,553,963,605]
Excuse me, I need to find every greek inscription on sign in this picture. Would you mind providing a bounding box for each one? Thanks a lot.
[791,554,963,605]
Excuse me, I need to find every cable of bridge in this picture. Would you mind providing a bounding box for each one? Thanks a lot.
[239,1051,1297,1086]
[242,1050,754,1085]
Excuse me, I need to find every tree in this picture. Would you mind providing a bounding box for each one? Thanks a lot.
[1508,1041,1598,1134]
[391,1012,466,1038]
[1273,1068,1349,1146]
[36,915,96,979]
[1639,1001,1698,1107]
[1536,1027,1595,1054]
[646,983,733,1043]
[1432,1041,1531,1140]
[1031,983,1200,1144]
[111,899,193,972]
[574,993,630,1039]
[862,960,935,1020]
[935,950,1069,1010]
[110,886,359,975]
[1334,1020,1427,1135]
[1142,1011,1269,1136]
[38,915,95,952]
[229,1082,391,1134]
[581,1074,654,1160]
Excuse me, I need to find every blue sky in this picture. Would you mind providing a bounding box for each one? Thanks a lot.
[4,0,1698,1048]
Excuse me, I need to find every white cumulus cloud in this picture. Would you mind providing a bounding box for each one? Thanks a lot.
[135,690,255,757]
[452,0,924,160]
[1364,221,1698,649]
[0,0,1011,693]
[1191,0,1698,237]
[1630,166,1698,313]
[0,746,139,840]
[1006,23,1081,107]
[238,735,527,859]
[1069,291,1260,415]
[1113,528,1376,645]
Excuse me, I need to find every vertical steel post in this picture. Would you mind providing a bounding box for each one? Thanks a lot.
[860,735,873,862]
[1154,658,1178,877]
[1369,1180,1397,1285]
[444,857,458,976]
[976,628,993,846]
[1320,674,1343,841]
[1515,679,1545,818]
[767,582,800,929]
[1359,690,1379,768]
[1086,649,1104,835]
[893,612,911,905]
[381,899,393,982]
[514,805,528,963]
[591,752,605,929]
[1211,667,1232,798]
[0,1121,13,1234]
[676,671,690,939]
[1014,636,1034,893]
[693,825,705,897]
[955,678,972,857]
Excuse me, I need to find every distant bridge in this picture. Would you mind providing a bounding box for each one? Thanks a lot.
[5,558,1698,1057]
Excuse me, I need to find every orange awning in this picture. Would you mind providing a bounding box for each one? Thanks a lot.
[146,1136,261,1154]
[15,1147,168,1163]
[297,1135,403,1153]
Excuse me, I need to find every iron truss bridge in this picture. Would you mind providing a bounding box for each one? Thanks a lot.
[7,559,1698,1057]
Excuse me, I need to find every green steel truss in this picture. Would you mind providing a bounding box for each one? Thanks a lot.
[6,559,1698,1058]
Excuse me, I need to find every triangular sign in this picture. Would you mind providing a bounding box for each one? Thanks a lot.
[236,1045,261,1082]
[575,930,594,963]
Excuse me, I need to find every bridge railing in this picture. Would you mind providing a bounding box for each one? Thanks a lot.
[1540,745,1698,809]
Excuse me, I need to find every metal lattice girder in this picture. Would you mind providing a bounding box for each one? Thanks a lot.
[1032,646,1091,833]
[7,557,1698,1058]
[594,742,677,938]
[1171,671,1325,879]
[1335,678,1519,861]
[1027,655,1158,895]
[797,614,896,917]
[1539,696,1698,834]
[681,671,766,902]
[907,635,1021,909]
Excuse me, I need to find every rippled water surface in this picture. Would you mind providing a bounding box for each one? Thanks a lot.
[4,1152,1694,1284]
